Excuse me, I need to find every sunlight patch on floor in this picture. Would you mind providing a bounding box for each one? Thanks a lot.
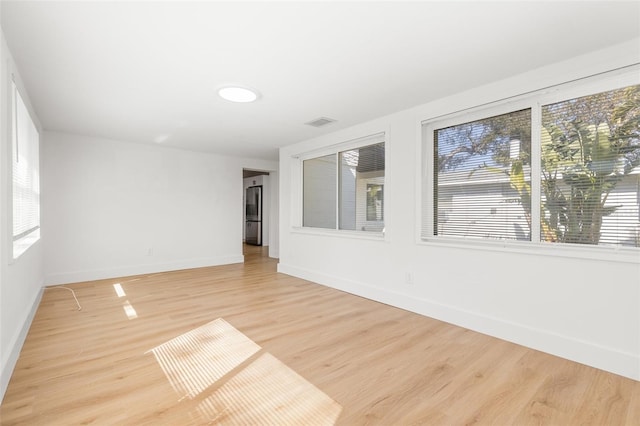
[113,283,126,298]
[122,300,138,320]
[149,318,261,399]
[196,352,342,425]
[148,318,342,424]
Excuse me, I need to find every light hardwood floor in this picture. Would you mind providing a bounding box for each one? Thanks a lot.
[1,245,639,425]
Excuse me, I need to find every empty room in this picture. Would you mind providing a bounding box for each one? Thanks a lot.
[1,1,640,424]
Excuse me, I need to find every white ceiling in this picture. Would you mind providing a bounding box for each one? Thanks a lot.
[2,1,639,161]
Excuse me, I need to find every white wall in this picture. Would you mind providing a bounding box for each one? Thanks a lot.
[43,131,277,285]
[0,30,45,401]
[268,171,279,259]
[279,39,640,380]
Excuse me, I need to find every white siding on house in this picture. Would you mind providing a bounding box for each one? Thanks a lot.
[588,174,639,247]
[438,182,530,240]
[434,172,640,245]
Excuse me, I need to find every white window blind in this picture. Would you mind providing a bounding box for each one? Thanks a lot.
[541,85,640,247]
[432,109,532,241]
[303,154,337,229]
[302,133,385,233]
[12,83,40,258]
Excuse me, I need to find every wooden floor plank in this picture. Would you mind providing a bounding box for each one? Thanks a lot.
[1,245,639,425]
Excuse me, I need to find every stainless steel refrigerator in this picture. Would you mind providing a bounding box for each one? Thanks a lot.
[245,185,262,245]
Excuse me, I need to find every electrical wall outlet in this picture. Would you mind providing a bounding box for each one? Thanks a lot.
[405,272,414,285]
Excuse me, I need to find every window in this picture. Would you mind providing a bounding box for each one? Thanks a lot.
[12,83,40,258]
[302,134,385,233]
[432,109,531,241]
[423,79,640,249]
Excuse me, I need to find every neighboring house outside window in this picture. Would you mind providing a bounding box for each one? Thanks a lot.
[433,109,531,241]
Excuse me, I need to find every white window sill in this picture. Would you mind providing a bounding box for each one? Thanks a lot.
[13,228,41,261]
[291,226,385,241]
[419,236,640,264]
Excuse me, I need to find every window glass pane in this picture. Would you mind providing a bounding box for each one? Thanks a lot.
[339,142,385,232]
[541,85,640,247]
[12,85,40,258]
[303,154,337,229]
[366,184,384,221]
[434,109,531,240]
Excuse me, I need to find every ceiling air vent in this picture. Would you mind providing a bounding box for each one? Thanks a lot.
[305,117,337,128]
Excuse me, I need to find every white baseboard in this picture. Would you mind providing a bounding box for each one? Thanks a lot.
[1,286,43,403]
[277,262,639,381]
[45,255,245,285]
[269,247,279,259]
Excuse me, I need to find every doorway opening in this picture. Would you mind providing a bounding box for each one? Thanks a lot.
[243,169,271,255]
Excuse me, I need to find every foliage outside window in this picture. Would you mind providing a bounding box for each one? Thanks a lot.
[425,82,640,249]
[302,135,385,233]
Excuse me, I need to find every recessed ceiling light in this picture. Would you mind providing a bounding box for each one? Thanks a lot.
[218,86,260,103]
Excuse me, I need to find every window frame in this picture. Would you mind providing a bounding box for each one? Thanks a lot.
[419,67,640,263]
[426,103,536,242]
[294,132,387,239]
